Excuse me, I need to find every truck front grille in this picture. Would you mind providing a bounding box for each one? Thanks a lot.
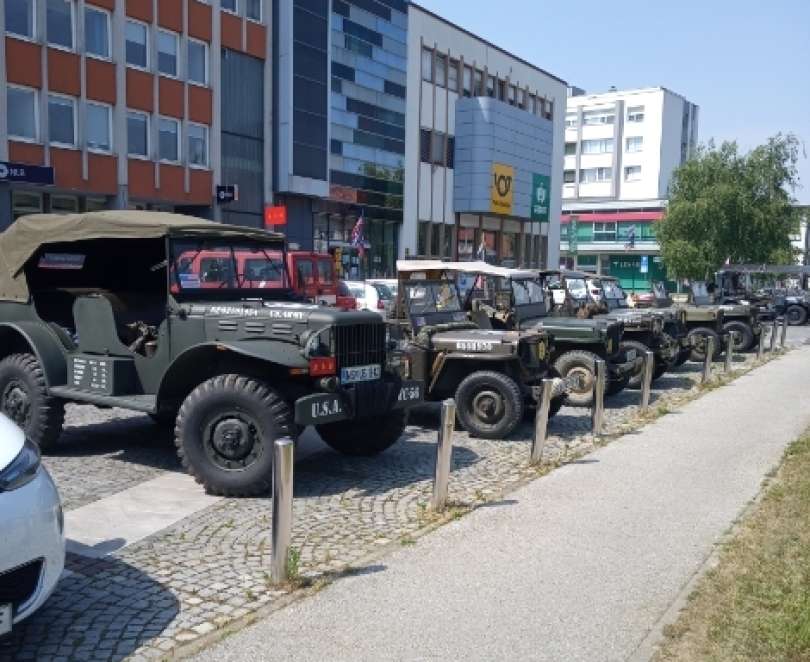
[0,559,43,613]
[334,324,386,370]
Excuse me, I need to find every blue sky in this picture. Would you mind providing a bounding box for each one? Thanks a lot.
[418,0,810,204]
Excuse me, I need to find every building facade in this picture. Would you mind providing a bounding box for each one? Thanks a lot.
[403,4,565,268]
[560,87,699,290]
[1,0,272,229]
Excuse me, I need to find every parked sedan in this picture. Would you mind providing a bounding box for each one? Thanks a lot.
[0,414,64,636]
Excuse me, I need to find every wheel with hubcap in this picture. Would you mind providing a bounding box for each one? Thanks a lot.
[317,410,408,455]
[688,327,722,362]
[723,320,755,352]
[553,350,599,408]
[0,353,64,451]
[175,374,295,497]
[455,370,523,439]
[786,304,808,326]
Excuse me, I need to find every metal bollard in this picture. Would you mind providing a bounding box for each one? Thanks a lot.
[770,318,777,353]
[530,379,554,465]
[591,359,606,436]
[431,399,456,512]
[702,335,716,384]
[758,327,766,360]
[724,334,733,373]
[271,436,295,584]
[640,350,655,412]
[781,316,788,348]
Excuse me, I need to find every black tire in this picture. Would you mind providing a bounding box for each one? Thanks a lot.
[0,353,64,451]
[149,407,178,427]
[688,327,722,362]
[786,304,808,326]
[622,340,653,389]
[723,320,755,353]
[653,359,669,380]
[675,347,691,366]
[454,370,523,439]
[175,375,295,497]
[553,350,599,408]
[316,410,407,456]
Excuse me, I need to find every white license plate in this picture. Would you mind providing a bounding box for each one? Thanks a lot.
[340,364,381,384]
[0,603,11,636]
[626,349,638,361]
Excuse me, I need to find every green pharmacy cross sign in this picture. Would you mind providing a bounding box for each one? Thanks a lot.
[530,174,551,222]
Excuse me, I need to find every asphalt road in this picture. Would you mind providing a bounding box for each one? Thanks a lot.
[193,342,810,662]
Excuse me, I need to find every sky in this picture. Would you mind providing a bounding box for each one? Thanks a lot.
[418,0,810,204]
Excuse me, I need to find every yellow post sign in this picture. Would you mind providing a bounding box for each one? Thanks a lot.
[491,163,515,215]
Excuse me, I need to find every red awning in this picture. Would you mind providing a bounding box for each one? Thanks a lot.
[561,211,664,223]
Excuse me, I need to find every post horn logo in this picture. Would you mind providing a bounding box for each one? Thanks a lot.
[494,172,512,197]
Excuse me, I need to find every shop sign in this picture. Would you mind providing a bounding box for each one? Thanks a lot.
[530,173,551,222]
[215,185,238,204]
[264,205,287,228]
[0,161,54,185]
[490,163,514,215]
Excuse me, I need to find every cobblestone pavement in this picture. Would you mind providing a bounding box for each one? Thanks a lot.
[0,339,799,661]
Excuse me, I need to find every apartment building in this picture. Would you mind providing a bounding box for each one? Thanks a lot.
[560,87,699,290]
[0,0,273,229]
[404,3,566,268]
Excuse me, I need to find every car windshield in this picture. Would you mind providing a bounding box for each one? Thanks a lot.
[373,283,394,300]
[601,280,626,300]
[653,282,668,299]
[171,239,290,293]
[511,278,544,305]
[405,281,462,314]
[567,278,588,298]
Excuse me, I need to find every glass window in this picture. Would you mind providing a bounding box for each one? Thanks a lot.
[565,113,577,128]
[246,0,261,21]
[498,79,506,101]
[448,59,459,92]
[580,167,612,183]
[462,65,472,96]
[624,165,642,182]
[7,87,37,141]
[48,95,76,146]
[221,0,237,13]
[627,106,645,122]
[518,89,527,109]
[430,223,441,257]
[47,0,73,49]
[507,85,516,105]
[417,221,429,256]
[430,131,445,165]
[188,39,208,85]
[581,139,614,154]
[564,142,576,156]
[435,54,447,87]
[583,110,615,125]
[50,195,78,212]
[126,20,148,68]
[593,223,616,241]
[127,111,149,157]
[159,117,180,162]
[87,102,111,152]
[563,170,576,184]
[157,30,179,77]
[626,136,643,152]
[188,123,209,167]
[84,5,110,58]
[486,75,495,97]
[6,0,35,39]
[421,47,432,82]
[473,69,483,96]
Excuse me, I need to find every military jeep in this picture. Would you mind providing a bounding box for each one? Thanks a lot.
[456,265,640,408]
[687,281,762,353]
[0,211,423,496]
[392,261,565,439]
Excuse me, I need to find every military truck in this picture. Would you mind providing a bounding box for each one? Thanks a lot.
[687,281,762,352]
[715,266,810,325]
[650,281,727,361]
[0,211,423,496]
[455,264,640,408]
[584,275,688,385]
[392,261,566,439]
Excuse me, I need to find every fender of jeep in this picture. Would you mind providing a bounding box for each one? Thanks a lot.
[429,354,523,397]
[157,340,309,406]
[0,322,68,387]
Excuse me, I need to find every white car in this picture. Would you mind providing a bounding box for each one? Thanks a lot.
[345,281,395,318]
[0,414,64,636]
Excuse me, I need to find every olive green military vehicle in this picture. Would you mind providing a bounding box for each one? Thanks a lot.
[650,281,728,361]
[455,264,640,408]
[582,275,689,386]
[0,211,424,496]
[392,261,567,439]
[685,281,762,353]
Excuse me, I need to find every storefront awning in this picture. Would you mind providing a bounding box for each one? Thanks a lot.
[561,211,664,223]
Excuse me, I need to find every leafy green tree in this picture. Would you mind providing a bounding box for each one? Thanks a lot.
[658,134,802,280]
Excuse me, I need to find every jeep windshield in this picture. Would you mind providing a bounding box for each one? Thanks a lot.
[566,277,589,300]
[404,281,462,315]
[511,278,544,305]
[601,280,627,302]
[171,239,293,297]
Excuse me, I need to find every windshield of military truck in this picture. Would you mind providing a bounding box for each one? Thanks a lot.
[171,239,291,294]
[512,278,545,305]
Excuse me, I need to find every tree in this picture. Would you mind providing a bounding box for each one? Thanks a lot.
[658,134,802,281]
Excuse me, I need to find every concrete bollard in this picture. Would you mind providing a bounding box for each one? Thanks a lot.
[640,350,655,413]
[591,359,606,436]
[530,379,555,465]
[271,437,295,584]
[724,334,733,373]
[781,316,788,348]
[758,328,766,361]
[702,335,716,384]
[770,318,778,353]
[431,399,456,512]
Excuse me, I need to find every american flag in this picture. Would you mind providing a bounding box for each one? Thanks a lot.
[351,213,365,257]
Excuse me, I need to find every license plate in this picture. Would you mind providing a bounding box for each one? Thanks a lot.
[340,364,381,384]
[626,349,637,361]
[0,603,11,636]
[397,383,422,403]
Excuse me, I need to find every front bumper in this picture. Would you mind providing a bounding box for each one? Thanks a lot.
[0,466,64,630]
[294,378,424,426]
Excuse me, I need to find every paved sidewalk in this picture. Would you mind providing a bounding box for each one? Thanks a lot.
[194,347,810,662]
